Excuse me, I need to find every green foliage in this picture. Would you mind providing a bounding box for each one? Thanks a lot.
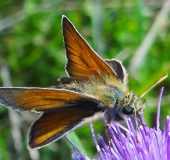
[0,0,170,159]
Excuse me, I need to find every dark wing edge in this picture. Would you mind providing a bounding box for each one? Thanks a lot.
[105,59,128,84]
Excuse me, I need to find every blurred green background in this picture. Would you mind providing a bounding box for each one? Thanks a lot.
[0,0,170,159]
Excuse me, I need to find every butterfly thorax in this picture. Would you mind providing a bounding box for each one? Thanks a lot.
[58,74,124,105]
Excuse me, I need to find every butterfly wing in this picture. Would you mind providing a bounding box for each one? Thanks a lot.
[29,106,103,148]
[62,16,118,81]
[0,87,102,112]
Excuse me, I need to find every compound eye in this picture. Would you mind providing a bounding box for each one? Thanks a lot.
[122,106,134,115]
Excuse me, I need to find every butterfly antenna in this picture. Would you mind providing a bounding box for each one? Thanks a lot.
[139,73,168,98]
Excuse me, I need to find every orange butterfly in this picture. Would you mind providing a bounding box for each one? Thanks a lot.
[0,16,146,149]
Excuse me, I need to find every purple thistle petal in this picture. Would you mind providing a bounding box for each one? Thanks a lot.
[107,125,124,157]
[126,118,138,145]
[164,116,170,140]
[98,135,110,154]
[109,138,123,159]
[90,123,105,159]
[156,87,164,130]
[64,137,90,160]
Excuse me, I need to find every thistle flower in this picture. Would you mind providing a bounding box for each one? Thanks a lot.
[66,87,170,160]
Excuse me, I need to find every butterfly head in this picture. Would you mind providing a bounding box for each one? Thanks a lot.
[104,89,146,123]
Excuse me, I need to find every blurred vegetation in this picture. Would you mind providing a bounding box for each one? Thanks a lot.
[0,0,170,159]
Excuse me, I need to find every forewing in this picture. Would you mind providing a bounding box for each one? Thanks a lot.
[0,87,100,112]
[62,16,118,81]
[28,107,103,148]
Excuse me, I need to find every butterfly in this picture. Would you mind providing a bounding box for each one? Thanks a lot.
[0,15,146,149]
